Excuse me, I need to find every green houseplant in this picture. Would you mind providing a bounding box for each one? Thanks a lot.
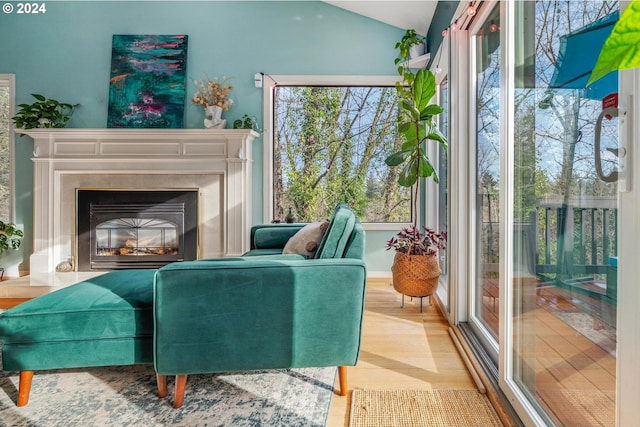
[587,1,640,87]
[385,29,448,305]
[396,29,426,59]
[12,94,78,129]
[0,220,24,280]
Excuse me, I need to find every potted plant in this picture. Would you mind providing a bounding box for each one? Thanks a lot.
[385,29,448,303]
[0,220,24,281]
[12,94,78,129]
[396,29,426,59]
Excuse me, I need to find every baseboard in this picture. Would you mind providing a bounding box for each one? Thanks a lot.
[367,271,392,279]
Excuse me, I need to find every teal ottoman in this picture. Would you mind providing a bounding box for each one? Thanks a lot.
[0,269,156,406]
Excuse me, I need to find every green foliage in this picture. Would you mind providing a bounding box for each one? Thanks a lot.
[385,29,448,230]
[0,220,23,256]
[588,1,640,86]
[12,94,78,129]
[394,29,425,61]
[274,84,410,223]
[386,29,448,190]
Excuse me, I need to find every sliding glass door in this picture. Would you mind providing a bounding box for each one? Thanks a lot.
[464,1,628,424]
[509,1,619,424]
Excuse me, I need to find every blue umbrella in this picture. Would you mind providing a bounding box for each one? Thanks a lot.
[550,11,619,100]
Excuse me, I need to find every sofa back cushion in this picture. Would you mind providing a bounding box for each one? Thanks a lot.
[315,204,363,260]
[250,224,302,250]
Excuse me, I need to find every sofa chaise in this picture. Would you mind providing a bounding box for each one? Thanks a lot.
[0,204,366,408]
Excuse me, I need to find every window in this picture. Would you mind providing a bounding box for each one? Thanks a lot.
[265,76,412,225]
[0,75,14,221]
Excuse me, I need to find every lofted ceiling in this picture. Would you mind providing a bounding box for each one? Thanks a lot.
[324,1,439,35]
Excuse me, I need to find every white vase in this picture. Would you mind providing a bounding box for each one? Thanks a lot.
[204,105,226,129]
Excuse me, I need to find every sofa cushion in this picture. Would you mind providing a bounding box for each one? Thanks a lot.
[315,204,357,259]
[251,225,302,249]
[0,269,155,345]
[282,220,329,258]
[242,248,284,257]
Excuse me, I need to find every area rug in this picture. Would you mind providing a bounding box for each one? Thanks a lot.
[540,388,615,427]
[349,389,503,427]
[553,311,617,357]
[0,359,336,426]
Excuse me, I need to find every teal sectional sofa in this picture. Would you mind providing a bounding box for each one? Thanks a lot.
[0,269,156,406]
[154,203,366,407]
[0,204,366,408]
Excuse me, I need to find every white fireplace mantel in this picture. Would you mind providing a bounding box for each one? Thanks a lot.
[18,128,260,274]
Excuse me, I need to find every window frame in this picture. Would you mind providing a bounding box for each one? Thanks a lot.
[261,74,417,230]
[0,74,15,222]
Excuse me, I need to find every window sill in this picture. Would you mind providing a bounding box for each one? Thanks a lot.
[361,222,412,232]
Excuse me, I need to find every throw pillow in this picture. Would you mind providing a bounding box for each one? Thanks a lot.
[282,220,330,258]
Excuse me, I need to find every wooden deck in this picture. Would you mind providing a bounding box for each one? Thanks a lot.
[480,278,616,426]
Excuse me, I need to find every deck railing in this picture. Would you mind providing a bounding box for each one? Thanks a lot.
[534,197,617,282]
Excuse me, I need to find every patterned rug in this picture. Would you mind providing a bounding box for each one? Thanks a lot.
[553,311,617,357]
[0,358,336,426]
[349,389,503,427]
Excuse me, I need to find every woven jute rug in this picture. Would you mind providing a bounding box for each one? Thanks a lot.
[349,389,504,427]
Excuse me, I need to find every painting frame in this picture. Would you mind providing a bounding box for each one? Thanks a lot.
[107,34,188,128]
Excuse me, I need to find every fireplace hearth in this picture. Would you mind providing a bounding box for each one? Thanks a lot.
[77,190,198,270]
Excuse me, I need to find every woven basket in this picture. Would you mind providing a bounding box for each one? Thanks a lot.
[391,251,441,297]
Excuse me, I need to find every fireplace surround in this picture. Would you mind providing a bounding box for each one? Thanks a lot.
[20,128,259,274]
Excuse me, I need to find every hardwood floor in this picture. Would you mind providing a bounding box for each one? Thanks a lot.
[6,275,613,425]
[326,278,478,427]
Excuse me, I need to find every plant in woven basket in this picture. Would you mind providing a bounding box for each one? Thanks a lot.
[386,226,447,301]
[385,29,448,302]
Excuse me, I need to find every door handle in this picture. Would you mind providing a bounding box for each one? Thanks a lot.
[594,107,625,183]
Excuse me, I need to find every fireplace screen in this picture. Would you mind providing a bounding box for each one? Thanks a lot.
[95,218,179,257]
[77,190,198,270]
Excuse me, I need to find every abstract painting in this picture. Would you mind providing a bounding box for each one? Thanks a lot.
[107,35,188,128]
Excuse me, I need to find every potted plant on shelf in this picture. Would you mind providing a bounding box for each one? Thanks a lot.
[397,29,426,60]
[385,29,448,305]
[0,220,24,281]
[12,94,78,129]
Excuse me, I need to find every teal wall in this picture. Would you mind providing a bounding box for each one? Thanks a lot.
[0,1,403,275]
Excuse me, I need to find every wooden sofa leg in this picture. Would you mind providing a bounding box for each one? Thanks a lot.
[156,374,168,398]
[173,375,188,408]
[338,366,347,396]
[17,371,34,407]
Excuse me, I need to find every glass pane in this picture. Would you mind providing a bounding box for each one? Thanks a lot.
[475,5,501,340]
[272,86,411,223]
[0,84,9,220]
[512,1,618,424]
[438,77,450,309]
[95,218,178,256]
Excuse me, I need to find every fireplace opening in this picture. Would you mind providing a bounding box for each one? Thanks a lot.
[77,190,198,270]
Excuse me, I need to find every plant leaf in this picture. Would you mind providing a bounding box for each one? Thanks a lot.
[385,150,412,166]
[413,69,437,111]
[32,94,46,102]
[587,3,640,87]
[427,122,448,149]
[420,104,444,119]
[418,154,435,178]
[398,157,418,187]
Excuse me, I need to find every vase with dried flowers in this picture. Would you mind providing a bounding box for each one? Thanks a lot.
[192,76,234,129]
